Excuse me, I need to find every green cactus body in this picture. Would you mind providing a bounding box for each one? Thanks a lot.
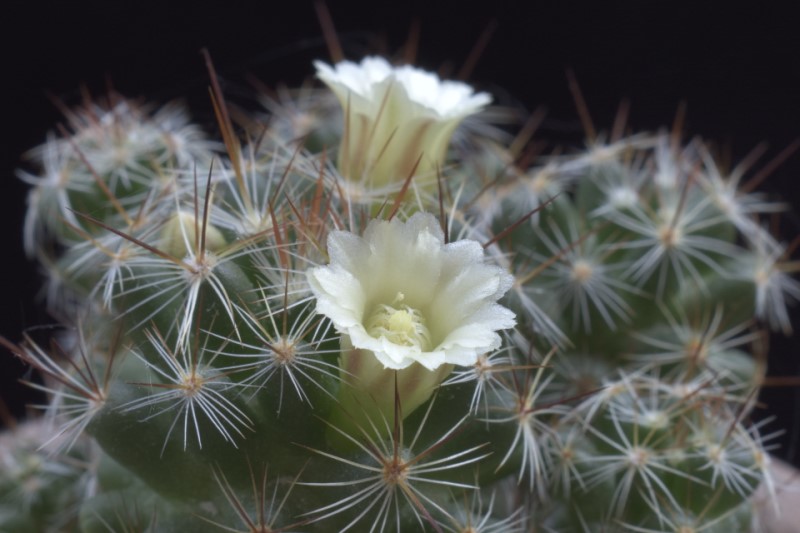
[2,53,796,532]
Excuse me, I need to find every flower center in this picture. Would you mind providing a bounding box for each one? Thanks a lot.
[570,259,594,284]
[366,293,432,350]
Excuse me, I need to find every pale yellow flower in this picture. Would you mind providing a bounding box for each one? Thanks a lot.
[314,56,491,191]
[308,212,514,422]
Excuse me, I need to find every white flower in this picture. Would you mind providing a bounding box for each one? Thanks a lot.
[314,56,491,190]
[308,212,515,426]
[308,212,515,371]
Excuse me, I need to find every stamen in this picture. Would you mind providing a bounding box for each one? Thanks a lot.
[366,302,433,351]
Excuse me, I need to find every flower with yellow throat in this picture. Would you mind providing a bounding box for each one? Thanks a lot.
[307,212,515,429]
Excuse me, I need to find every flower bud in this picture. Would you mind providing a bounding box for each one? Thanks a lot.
[160,210,225,259]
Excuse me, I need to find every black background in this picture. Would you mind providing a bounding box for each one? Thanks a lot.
[3,1,800,466]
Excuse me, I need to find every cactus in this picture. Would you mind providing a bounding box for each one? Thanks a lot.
[2,51,797,532]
